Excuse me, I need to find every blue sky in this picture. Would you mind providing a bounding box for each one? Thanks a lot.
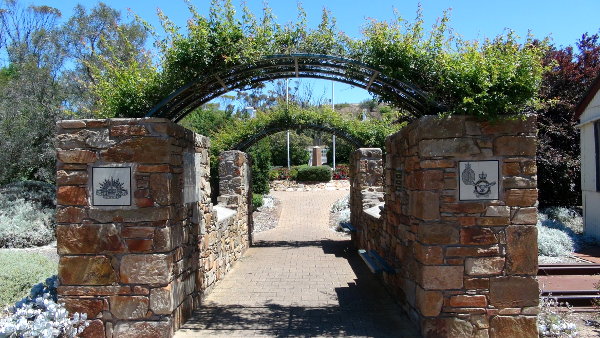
[26,0,600,105]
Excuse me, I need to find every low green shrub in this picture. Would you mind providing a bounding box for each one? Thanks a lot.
[252,193,264,211]
[289,165,308,181]
[0,252,57,309]
[0,180,56,208]
[248,139,272,195]
[296,165,332,182]
[0,196,55,248]
[268,168,279,181]
[269,167,290,181]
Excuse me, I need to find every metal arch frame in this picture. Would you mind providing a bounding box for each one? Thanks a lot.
[146,53,442,122]
[232,123,363,151]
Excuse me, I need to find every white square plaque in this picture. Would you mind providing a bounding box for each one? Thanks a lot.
[459,161,499,201]
[92,167,132,206]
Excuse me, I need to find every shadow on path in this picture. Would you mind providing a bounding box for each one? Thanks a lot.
[178,239,419,337]
[175,190,419,337]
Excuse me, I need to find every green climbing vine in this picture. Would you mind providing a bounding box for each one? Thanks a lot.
[91,0,548,120]
[210,105,401,156]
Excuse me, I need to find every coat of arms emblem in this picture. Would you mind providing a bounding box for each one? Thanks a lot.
[461,163,496,198]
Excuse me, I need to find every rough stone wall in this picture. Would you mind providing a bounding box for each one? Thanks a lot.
[384,115,539,338]
[202,150,251,290]
[349,148,385,251]
[55,119,249,338]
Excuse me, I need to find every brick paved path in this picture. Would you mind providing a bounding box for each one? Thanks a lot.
[175,190,419,337]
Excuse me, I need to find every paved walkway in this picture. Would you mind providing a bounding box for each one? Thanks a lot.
[176,190,419,337]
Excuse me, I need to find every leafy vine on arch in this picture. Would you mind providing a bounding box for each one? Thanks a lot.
[91,0,547,121]
[209,106,401,156]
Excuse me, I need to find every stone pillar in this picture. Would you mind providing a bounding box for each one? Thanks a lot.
[384,115,538,338]
[55,118,212,337]
[217,150,252,248]
[218,150,250,204]
[349,148,384,248]
[312,146,323,166]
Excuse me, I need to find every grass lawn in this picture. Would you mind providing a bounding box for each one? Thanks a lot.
[0,251,57,309]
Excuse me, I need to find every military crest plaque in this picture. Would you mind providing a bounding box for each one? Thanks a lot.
[458,161,499,201]
[92,167,132,206]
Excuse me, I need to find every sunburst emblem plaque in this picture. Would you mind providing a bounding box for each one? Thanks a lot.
[96,177,128,199]
[92,167,132,206]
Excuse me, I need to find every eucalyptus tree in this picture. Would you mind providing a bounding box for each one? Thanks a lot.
[0,0,148,184]
[59,2,148,115]
[0,0,64,184]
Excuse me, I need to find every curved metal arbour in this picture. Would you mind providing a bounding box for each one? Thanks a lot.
[146,54,440,122]
[232,123,364,151]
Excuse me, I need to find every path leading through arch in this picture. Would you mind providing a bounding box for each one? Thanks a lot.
[175,190,419,337]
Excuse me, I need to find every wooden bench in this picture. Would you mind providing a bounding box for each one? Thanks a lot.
[358,249,396,274]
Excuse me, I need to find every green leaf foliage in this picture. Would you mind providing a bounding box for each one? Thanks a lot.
[91,1,547,120]
[179,103,233,137]
[251,193,263,211]
[247,138,272,195]
[535,33,600,207]
[296,165,332,182]
[269,131,311,167]
[209,105,401,157]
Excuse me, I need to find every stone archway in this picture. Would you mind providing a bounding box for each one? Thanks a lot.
[54,48,539,338]
[55,114,540,338]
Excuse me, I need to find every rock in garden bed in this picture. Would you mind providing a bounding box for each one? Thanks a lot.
[252,195,282,233]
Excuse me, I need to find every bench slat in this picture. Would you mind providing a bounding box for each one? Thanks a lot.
[368,250,395,274]
[341,223,356,232]
[358,249,382,274]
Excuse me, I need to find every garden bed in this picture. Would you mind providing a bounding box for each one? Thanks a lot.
[252,195,282,233]
[270,179,349,192]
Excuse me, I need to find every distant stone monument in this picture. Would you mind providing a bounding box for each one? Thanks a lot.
[311,146,322,166]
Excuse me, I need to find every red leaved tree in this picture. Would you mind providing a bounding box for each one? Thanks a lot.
[537,33,600,207]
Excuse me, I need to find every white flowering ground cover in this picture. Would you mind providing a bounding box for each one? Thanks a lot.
[538,296,579,337]
[537,207,596,261]
[330,194,351,232]
[0,276,88,337]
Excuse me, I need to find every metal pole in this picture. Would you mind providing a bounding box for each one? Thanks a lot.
[333,135,336,169]
[286,79,290,169]
[331,81,334,110]
[331,81,336,169]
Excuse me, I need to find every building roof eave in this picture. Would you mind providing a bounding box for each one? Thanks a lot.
[575,73,600,121]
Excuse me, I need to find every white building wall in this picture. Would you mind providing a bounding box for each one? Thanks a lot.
[580,90,600,240]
